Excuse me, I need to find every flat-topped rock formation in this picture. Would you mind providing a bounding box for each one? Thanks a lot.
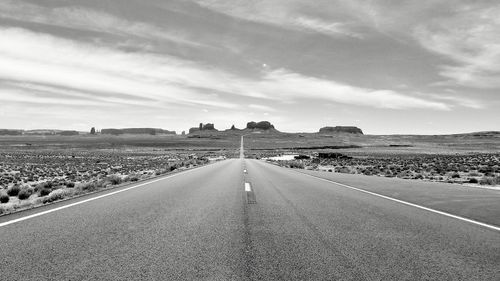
[246,121,275,130]
[319,126,363,134]
[101,128,176,135]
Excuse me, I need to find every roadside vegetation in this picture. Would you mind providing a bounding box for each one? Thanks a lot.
[0,149,225,215]
[266,153,500,187]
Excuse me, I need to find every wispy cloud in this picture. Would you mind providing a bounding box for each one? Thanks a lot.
[194,0,363,38]
[0,0,201,47]
[0,81,160,108]
[248,104,276,112]
[294,17,363,38]
[244,69,451,110]
[0,27,467,115]
[413,4,500,89]
[0,27,238,110]
[429,94,484,109]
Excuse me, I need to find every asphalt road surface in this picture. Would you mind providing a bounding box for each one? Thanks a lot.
[1,144,499,280]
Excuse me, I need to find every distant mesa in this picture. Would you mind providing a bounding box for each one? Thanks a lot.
[319,126,363,134]
[0,129,23,136]
[461,131,500,137]
[0,129,81,136]
[187,121,278,136]
[202,123,216,130]
[222,124,242,133]
[59,130,79,136]
[101,128,176,135]
[246,121,275,130]
[188,123,218,134]
[25,129,65,135]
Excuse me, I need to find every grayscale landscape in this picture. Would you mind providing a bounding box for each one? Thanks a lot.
[0,1,499,280]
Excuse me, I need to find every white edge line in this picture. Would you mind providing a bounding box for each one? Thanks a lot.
[296,171,500,232]
[0,164,207,228]
[245,182,252,192]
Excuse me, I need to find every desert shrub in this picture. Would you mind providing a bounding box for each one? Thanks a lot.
[155,169,166,176]
[34,181,53,192]
[0,193,9,203]
[77,182,97,192]
[479,176,500,185]
[479,166,494,174]
[7,185,20,197]
[66,182,75,188]
[336,167,350,173]
[39,188,52,197]
[95,180,107,188]
[52,184,63,190]
[17,188,33,200]
[125,174,140,182]
[106,175,122,185]
[479,177,493,185]
[288,161,305,169]
[43,189,73,204]
[469,178,479,184]
[451,173,461,178]
[413,174,424,179]
[362,169,372,176]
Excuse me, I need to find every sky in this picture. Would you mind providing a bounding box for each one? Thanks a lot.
[0,0,499,134]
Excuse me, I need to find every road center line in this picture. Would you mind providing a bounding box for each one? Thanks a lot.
[295,171,500,232]
[0,164,210,228]
[245,182,252,192]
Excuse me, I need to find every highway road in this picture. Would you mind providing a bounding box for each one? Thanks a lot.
[0,140,499,280]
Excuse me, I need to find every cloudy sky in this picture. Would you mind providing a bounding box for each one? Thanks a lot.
[0,0,499,134]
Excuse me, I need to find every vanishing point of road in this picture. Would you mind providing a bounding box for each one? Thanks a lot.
[1,136,499,280]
